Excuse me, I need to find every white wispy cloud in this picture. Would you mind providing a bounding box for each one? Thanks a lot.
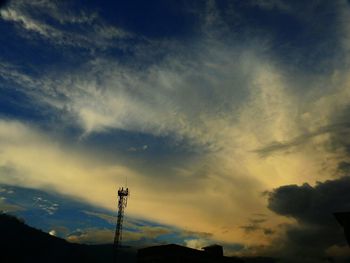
[0,8,58,37]
[0,0,132,49]
[67,224,173,244]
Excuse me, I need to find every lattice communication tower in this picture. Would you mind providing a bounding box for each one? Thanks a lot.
[113,187,129,262]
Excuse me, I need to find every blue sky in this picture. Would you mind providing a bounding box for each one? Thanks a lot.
[1,0,350,261]
[0,183,224,249]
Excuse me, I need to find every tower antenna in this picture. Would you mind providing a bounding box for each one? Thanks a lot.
[113,186,129,262]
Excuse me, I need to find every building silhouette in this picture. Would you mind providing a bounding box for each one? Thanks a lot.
[334,211,350,246]
[202,244,224,257]
[138,244,243,263]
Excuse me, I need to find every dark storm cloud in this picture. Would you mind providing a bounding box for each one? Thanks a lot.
[267,176,350,261]
[269,176,350,224]
[255,122,350,157]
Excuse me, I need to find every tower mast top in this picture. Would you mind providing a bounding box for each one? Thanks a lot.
[113,186,129,262]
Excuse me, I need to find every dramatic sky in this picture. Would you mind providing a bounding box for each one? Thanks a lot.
[1,0,350,262]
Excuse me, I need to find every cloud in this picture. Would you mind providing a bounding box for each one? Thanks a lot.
[0,8,60,37]
[67,225,173,245]
[325,244,350,260]
[240,224,261,234]
[25,0,98,26]
[268,176,350,224]
[49,229,57,236]
[134,226,173,239]
[247,0,290,11]
[83,210,116,225]
[266,176,350,262]
[338,161,350,174]
[255,122,350,157]
[0,119,139,212]
[67,228,114,244]
[239,217,274,237]
[127,145,148,152]
[185,238,211,250]
[0,197,23,213]
[72,210,218,246]
[0,0,131,49]
[0,186,15,194]
[180,230,213,239]
[0,11,344,249]
[0,119,239,245]
[2,0,350,258]
[32,196,59,215]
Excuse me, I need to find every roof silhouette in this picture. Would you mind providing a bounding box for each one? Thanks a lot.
[334,211,350,246]
[138,244,279,263]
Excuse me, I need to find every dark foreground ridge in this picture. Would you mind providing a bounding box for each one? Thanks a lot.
[0,213,277,263]
[0,213,136,263]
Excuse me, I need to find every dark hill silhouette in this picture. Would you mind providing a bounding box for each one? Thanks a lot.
[0,212,276,263]
[0,212,136,263]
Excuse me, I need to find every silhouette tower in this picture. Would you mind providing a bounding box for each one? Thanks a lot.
[113,187,129,262]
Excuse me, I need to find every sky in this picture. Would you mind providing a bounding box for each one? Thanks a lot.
[1,0,350,262]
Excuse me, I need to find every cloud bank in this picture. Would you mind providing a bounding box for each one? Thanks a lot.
[266,176,350,262]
